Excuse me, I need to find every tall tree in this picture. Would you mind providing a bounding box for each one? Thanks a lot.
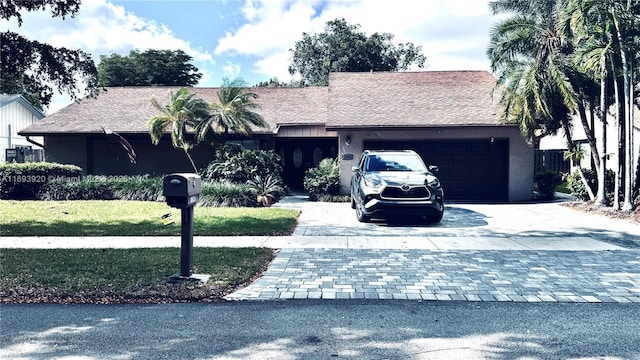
[487,0,603,200]
[289,19,426,86]
[98,49,202,87]
[488,0,577,143]
[0,0,98,110]
[561,0,640,209]
[148,88,210,172]
[195,78,268,141]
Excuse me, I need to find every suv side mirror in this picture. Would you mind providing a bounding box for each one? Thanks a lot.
[428,165,439,173]
[351,165,360,172]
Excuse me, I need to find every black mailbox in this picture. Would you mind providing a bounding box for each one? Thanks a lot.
[163,173,202,208]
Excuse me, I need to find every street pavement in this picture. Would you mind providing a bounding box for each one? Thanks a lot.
[2,194,640,303]
[2,301,640,359]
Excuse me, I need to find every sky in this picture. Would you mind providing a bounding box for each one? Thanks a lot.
[4,0,500,114]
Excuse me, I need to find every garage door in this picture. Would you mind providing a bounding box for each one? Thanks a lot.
[364,139,509,201]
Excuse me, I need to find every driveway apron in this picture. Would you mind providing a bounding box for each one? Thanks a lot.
[225,195,640,302]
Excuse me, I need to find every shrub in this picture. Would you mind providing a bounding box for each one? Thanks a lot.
[534,170,563,199]
[39,175,163,201]
[202,145,284,185]
[247,174,286,206]
[303,157,341,201]
[40,176,115,200]
[198,181,254,207]
[0,162,83,200]
[108,175,163,201]
[567,168,615,201]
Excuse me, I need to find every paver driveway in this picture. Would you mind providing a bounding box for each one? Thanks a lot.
[225,195,640,302]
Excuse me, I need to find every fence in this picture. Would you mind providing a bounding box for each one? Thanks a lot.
[534,150,569,174]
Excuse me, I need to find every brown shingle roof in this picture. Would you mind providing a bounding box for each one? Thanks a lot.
[19,86,329,135]
[19,71,505,135]
[326,71,502,128]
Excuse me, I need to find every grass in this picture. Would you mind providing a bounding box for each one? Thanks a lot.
[0,248,274,303]
[0,200,299,236]
[0,199,298,303]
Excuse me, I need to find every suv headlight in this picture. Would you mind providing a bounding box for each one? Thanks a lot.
[363,173,385,189]
[426,174,440,188]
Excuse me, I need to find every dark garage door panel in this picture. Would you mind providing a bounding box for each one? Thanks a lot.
[364,139,509,201]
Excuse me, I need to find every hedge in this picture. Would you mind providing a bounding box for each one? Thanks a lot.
[0,162,83,200]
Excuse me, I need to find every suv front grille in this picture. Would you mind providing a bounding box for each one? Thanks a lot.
[381,185,430,200]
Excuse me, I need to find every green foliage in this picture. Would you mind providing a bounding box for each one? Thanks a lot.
[303,157,341,201]
[567,168,615,201]
[40,175,163,201]
[288,18,426,86]
[203,145,284,185]
[0,162,83,200]
[247,175,286,206]
[148,87,211,172]
[198,181,254,207]
[195,78,267,139]
[41,176,115,200]
[1,1,97,108]
[98,49,202,87]
[535,170,564,199]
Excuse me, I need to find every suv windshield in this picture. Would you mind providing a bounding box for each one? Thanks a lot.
[365,153,427,172]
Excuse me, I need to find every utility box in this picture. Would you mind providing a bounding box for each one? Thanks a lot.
[163,173,201,208]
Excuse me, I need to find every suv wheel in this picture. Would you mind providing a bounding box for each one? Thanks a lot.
[355,203,370,222]
[426,208,444,224]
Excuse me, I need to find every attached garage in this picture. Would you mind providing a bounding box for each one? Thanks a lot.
[364,139,509,201]
[327,71,534,202]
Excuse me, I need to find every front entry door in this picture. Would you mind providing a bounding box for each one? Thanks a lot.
[275,138,337,189]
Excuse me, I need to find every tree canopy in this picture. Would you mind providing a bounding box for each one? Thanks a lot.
[0,0,98,110]
[98,49,202,87]
[288,18,427,86]
[488,0,640,210]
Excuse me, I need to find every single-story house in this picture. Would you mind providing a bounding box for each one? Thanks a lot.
[19,71,534,202]
[1,94,46,162]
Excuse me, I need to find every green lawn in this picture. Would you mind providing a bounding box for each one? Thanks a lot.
[0,247,274,303]
[0,199,300,303]
[0,200,299,236]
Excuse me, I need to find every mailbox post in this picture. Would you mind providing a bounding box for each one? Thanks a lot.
[162,173,209,282]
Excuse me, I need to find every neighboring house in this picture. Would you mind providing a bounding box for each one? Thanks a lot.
[19,71,534,202]
[0,94,46,162]
[538,105,640,176]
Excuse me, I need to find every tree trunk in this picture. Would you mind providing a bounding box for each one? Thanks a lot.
[612,5,633,211]
[622,43,634,211]
[594,64,608,208]
[612,72,623,210]
[577,100,600,173]
[185,151,198,173]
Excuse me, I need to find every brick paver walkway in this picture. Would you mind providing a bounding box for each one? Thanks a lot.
[226,249,640,303]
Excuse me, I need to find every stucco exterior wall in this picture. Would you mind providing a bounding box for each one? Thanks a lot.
[336,126,534,202]
[44,136,87,171]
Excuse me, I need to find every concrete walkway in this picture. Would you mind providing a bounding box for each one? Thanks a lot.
[2,194,639,303]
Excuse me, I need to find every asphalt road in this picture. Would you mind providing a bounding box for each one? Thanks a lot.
[2,301,639,359]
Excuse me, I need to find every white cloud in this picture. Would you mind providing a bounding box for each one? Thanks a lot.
[7,0,216,112]
[222,61,242,80]
[216,0,495,81]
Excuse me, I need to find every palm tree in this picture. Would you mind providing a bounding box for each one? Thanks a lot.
[194,78,268,143]
[148,87,210,172]
[560,0,639,208]
[488,0,578,144]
